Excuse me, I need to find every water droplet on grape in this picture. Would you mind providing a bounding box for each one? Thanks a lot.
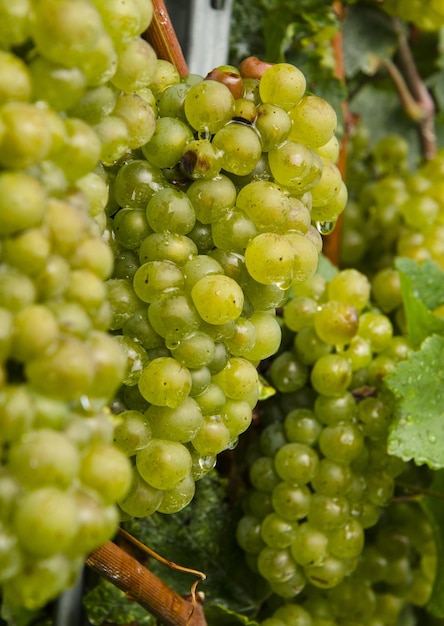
[315,220,336,235]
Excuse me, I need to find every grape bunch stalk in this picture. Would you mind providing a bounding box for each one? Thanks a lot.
[0,0,350,614]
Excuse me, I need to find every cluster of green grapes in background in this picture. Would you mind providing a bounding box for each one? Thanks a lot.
[235,267,436,625]
[0,0,352,613]
[341,131,444,323]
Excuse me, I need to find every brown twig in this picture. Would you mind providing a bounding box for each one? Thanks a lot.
[389,19,436,160]
[322,2,348,268]
[144,0,189,77]
[86,541,207,626]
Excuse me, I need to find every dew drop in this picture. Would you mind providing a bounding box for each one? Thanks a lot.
[427,431,437,444]
[315,220,337,235]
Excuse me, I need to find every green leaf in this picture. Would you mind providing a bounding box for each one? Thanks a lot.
[342,4,397,77]
[421,469,444,616]
[317,253,338,281]
[395,257,444,347]
[83,578,155,625]
[386,334,444,469]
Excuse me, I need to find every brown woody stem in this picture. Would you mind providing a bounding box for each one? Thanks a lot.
[144,0,189,77]
[86,541,207,626]
[390,19,436,160]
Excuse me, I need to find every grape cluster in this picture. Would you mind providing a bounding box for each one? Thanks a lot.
[342,134,444,272]
[0,0,161,611]
[106,57,347,517]
[235,267,433,621]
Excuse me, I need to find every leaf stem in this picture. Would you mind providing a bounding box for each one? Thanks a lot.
[395,480,444,501]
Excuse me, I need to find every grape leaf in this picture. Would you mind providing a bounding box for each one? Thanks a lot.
[342,4,397,77]
[421,469,444,616]
[395,257,444,347]
[386,334,444,469]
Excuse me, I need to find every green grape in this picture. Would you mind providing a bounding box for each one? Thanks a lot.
[250,456,281,492]
[138,232,198,266]
[157,82,190,121]
[255,103,292,151]
[71,487,119,554]
[358,312,393,353]
[92,0,151,42]
[211,208,258,253]
[268,351,309,394]
[271,480,310,521]
[113,208,152,250]
[180,139,223,180]
[236,515,266,554]
[146,187,195,235]
[14,487,79,558]
[224,317,257,357]
[94,115,130,165]
[149,59,180,95]
[0,0,30,49]
[319,421,364,465]
[327,269,371,311]
[212,122,262,176]
[245,232,295,286]
[113,92,156,149]
[113,409,152,455]
[371,268,402,313]
[290,522,329,567]
[213,357,259,401]
[29,56,85,111]
[111,37,157,93]
[79,442,131,503]
[257,546,298,583]
[157,472,196,514]
[221,398,253,437]
[138,356,192,407]
[0,387,34,445]
[11,304,59,362]
[259,63,306,109]
[113,159,167,208]
[288,95,337,147]
[0,171,46,236]
[33,253,69,299]
[268,141,322,193]
[192,414,232,455]
[314,301,359,346]
[142,116,193,169]
[241,312,282,361]
[236,180,291,231]
[328,518,364,560]
[184,79,235,134]
[261,512,298,549]
[136,438,192,490]
[145,397,203,443]
[186,175,236,224]
[8,429,79,490]
[311,459,353,497]
[294,326,333,365]
[191,274,244,324]
[53,117,102,181]
[310,354,353,397]
[274,442,319,484]
[314,392,357,425]
[283,296,317,332]
[31,0,105,66]
[194,381,226,414]
[284,408,322,446]
[170,331,215,368]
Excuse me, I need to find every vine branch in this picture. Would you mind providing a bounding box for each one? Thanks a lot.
[144,0,189,77]
[86,540,207,626]
[387,19,437,160]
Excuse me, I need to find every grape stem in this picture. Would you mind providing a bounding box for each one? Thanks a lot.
[395,481,444,501]
[86,540,207,625]
[385,19,436,161]
[144,0,189,77]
